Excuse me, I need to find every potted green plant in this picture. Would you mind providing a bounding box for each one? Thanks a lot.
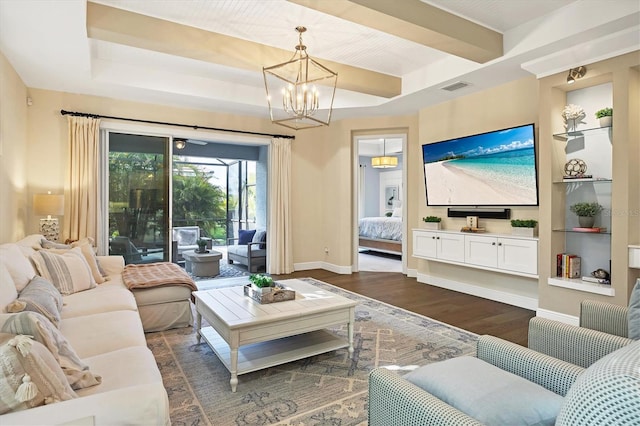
[422,216,442,230]
[570,202,603,228]
[510,219,538,237]
[249,274,274,294]
[595,107,612,127]
[196,238,208,253]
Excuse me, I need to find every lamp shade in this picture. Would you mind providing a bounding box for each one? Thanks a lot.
[33,193,64,216]
[371,156,398,168]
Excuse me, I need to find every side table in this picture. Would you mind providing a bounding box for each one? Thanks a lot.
[182,250,222,277]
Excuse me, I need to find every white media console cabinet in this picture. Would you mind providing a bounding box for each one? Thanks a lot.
[413,229,538,278]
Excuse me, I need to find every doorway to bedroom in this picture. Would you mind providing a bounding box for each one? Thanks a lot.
[353,133,406,273]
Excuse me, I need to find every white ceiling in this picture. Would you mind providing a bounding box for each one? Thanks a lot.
[1,0,638,126]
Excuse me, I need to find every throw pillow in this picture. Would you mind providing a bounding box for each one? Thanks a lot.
[252,229,267,249]
[177,229,198,246]
[0,244,37,292]
[70,237,96,249]
[1,312,102,390]
[404,356,564,426]
[238,229,256,245]
[43,241,106,284]
[30,247,96,295]
[0,333,77,414]
[0,263,17,313]
[556,340,640,425]
[6,276,63,327]
[628,279,640,340]
[40,239,71,250]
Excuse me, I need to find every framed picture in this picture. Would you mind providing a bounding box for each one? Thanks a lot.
[384,185,399,211]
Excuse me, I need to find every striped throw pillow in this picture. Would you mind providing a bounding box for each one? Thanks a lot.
[6,276,62,327]
[30,247,96,295]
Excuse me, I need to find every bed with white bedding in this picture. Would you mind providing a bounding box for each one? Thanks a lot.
[358,216,402,255]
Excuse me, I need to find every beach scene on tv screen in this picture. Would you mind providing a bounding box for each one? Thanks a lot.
[423,125,538,206]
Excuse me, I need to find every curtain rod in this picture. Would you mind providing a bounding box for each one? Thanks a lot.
[59,109,295,140]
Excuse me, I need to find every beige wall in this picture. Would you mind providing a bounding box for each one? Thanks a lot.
[0,52,28,243]
[17,86,418,269]
[296,116,419,269]
[416,76,541,302]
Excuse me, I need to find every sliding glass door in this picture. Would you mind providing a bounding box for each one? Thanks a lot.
[107,133,170,264]
[105,131,265,264]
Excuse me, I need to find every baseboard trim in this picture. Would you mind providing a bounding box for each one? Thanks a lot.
[406,268,417,278]
[417,273,538,311]
[294,261,352,275]
[294,261,323,271]
[536,308,579,326]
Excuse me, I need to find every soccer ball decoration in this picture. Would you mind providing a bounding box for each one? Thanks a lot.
[564,158,587,177]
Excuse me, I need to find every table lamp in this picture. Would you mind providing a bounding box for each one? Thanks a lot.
[33,192,64,241]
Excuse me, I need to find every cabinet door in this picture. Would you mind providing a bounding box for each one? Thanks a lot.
[437,233,465,262]
[465,235,498,268]
[498,238,538,275]
[413,230,438,259]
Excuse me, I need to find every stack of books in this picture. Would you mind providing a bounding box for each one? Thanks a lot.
[556,253,581,278]
[581,276,611,285]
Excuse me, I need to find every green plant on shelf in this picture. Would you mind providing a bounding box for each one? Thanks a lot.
[249,274,274,288]
[570,202,603,217]
[510,219,538,228]
[595,107,612,118]
[422,216,442,223]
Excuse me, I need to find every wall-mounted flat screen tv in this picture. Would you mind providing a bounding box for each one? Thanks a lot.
[422,123,539,206]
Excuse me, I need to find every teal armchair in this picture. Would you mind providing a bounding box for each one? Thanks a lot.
[369,283,640,425]
[369,336,639,426]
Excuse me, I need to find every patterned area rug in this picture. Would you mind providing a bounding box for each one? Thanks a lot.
[187,262,250,281]
[146,278,478,425]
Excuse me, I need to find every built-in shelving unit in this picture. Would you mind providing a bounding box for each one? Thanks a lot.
[548,87,613,296]
[538,52,640,316]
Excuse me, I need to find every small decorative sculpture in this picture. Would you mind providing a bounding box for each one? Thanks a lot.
[562,104,586,132]
[591,269,610,280]
[564,158,587,177]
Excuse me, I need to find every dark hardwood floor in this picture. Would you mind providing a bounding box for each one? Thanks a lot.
[272,270,535,346]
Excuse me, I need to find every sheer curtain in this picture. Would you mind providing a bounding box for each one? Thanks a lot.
[63,116,102,243]
[267,137,293,274]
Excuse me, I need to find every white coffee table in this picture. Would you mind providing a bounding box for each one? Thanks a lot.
[192,279,356,392]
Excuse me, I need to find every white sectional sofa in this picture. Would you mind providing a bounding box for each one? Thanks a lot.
[0,235,171,425]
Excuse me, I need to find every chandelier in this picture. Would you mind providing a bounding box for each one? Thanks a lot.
[263,26,337,130]
[372,139,398,168]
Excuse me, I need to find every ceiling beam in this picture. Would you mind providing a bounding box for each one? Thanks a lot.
[288,0,503,63]
[86,2,401,98]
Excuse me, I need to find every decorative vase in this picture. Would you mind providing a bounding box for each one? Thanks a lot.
[423,222,441,230]
[578,216,595,228]
[251,284,273,294]
[566,118,577,133]
[197,247,207,254]
[599,116,612,127]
